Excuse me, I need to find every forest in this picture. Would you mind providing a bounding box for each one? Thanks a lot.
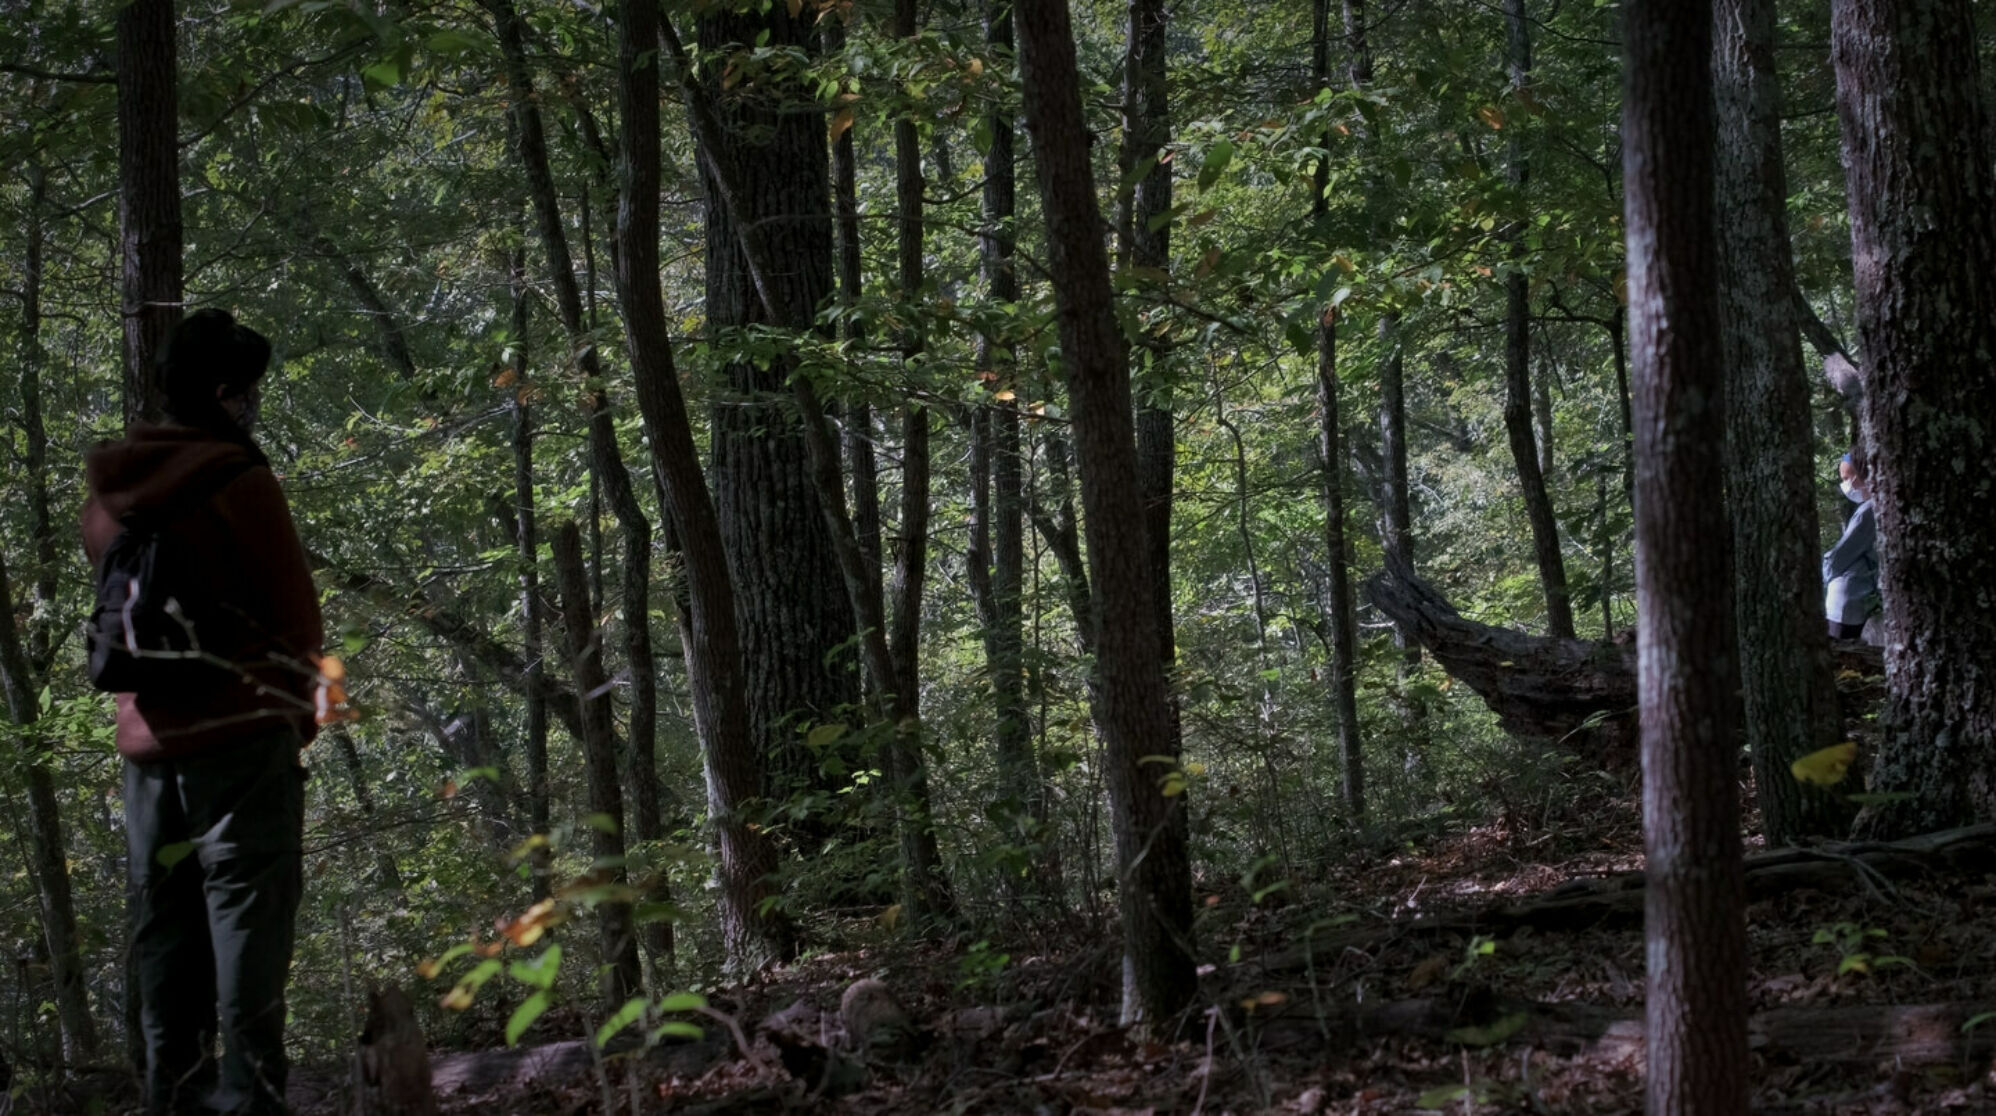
[3,0,1995,1111]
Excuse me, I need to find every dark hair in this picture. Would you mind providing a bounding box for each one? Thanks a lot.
[1847,444,1872,483]
[156,308,270,430]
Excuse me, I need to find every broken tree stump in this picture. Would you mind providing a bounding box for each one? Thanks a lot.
[357,986,436,1116]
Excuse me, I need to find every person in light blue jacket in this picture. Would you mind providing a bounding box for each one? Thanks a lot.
[1824,451,1879,640]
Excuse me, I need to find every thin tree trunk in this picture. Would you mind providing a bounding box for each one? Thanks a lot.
[616,0,794,970]
[1015,0,1195,1027]
[973,0,1048,868]
[1625,1,1750,1110]
[116,0,179,426]
[883,0,953,921]
[1317,0,1366,823]
[507,234,553,901]
[21,166,59,679]
[1713,0,1851,843]
[1117,0,1181,710]
[0,551,97,1063]
[1376,312,1420,671]
[551,524,642,1006]
[1503,0,1575,638]
[488,0,663,930]
[1832,0,1996,836]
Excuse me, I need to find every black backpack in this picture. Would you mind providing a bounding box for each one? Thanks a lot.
[86,460,257,694]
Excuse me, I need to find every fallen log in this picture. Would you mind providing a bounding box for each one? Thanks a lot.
[1258,993,1996,1067]
[1363,559,1884,755]
[1244,824,1996,973]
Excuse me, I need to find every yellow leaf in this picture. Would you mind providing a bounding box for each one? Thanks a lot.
[994,389,1016,402]
[1478,104,1505,130]
[965,56,984,77]
[1791,741,1859,787]
[830,106,854,142]
[441,984,476,1011]
[492,367,519,389]
[787,0,803,17]
[878,903,904,932]
[415,957,443,980]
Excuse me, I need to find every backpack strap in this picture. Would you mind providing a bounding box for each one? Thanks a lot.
[118,457,260,532]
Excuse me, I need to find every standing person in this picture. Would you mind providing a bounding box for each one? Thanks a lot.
[83,309,324,1115]
[1825,450,1879,640]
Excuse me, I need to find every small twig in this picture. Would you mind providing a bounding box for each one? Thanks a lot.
[1189,1006,1219,1116]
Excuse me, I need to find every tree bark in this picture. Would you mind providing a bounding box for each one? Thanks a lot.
[488,0,665,942]
[1315,0,1366,822]
[116,0,179,426]
[20,166,59,680]
[694,0,862,805]
[664,13,952,920]
[1117,0,1181,710]
[880,0,954,921]
[550,524,641,1006]
[1624,1,1750,1111]
[1503,0,1576,639]
[507,236,553,901]
[616,0,795,970]
[0,551,97,1064]
[1015,0,1195,1027]
[1832,0,1996,837]
[969,0,1046,871]
[1712,0,1851,843]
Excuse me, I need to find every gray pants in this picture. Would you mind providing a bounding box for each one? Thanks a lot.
[125,730,305,1116]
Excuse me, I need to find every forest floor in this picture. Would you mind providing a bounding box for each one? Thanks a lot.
[272,780,1996,1116]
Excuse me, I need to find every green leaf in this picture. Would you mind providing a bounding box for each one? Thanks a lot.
[649,1020,704,1041]
[804,722,848,751]
[1845,791,1918,805]
[156,841,196,869]
[1962,1011,1996,1033]
[507,943,562,991]
[657,991,708,1013]
[595,996,648,1048]
[1198,139,1234,192]
[505,991,550,1046]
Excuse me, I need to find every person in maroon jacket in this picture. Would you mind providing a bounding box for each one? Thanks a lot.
[84,310,324,1116]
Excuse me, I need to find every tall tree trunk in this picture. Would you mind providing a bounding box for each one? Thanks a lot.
[507,235,553,901]
[551,524,642,1006]
[693,0,862,805]
[616,0,795,970]
[0,551,96,1063]
[1503,0,1576,638]
[825,14,884,609]
[1713,0,1851,843]
[970,0,1047,871]
[116,0,179,426]
[1117,0,1181,716]
[1316,0,1366,822]
[488,0,663,937]
[1015,0,1195,1027]
[664,14,952,920]
[1832,0,1996,836]
[1625,1,1750,1110]
[880,0,954,921]
[21,166,59,679]
[1375,314,1416,632]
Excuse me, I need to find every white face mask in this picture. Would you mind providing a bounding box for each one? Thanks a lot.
[1841,478,1866,503]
